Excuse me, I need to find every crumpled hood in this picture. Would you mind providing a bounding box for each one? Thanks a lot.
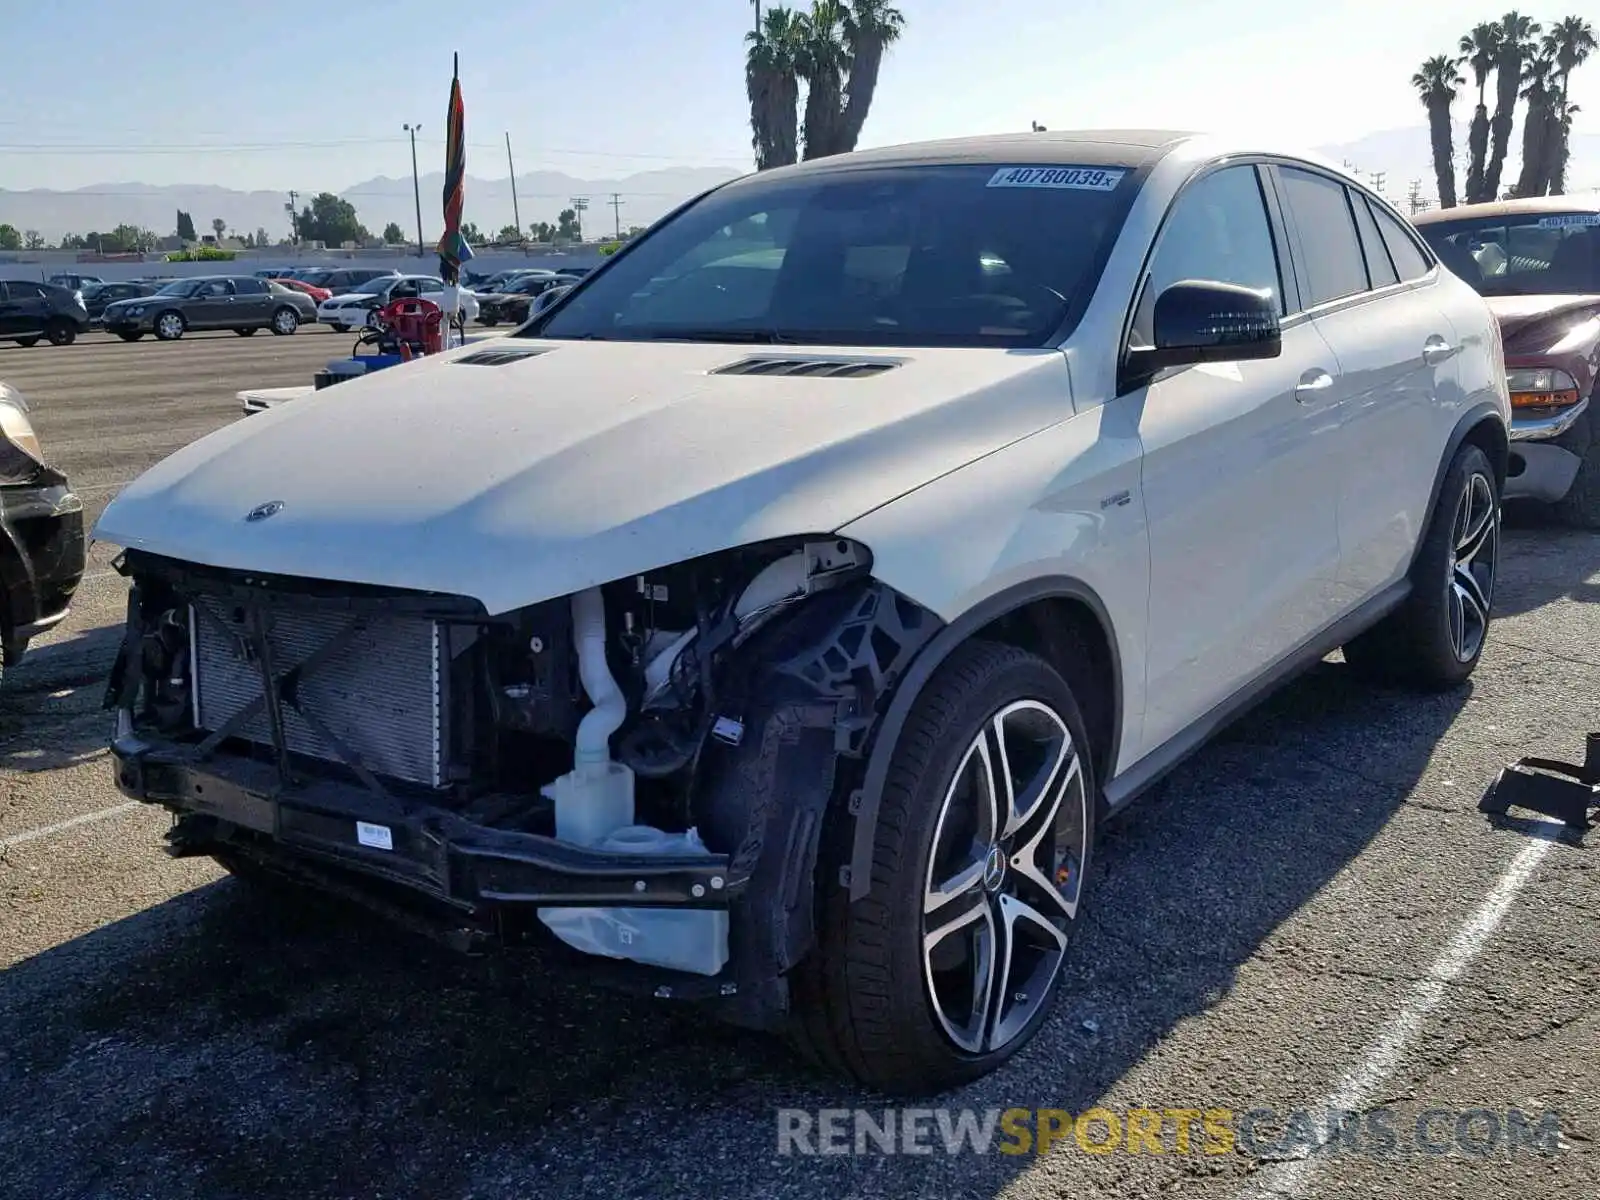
[1485,294,1600,353]
[95,339,1073,614]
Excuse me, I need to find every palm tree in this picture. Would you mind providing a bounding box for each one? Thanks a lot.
[798,1,849,160]
[1541,16,1596,194]
[746,7,804,170]
[1413,55,1464,208]
[1512,52,1557,196]
[836,0,905,154]
[1458,22,1501,201]
[1483,11,1541,201]
[1546,99,1583,193]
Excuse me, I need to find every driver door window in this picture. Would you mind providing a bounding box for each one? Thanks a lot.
[1131,165,1283,348]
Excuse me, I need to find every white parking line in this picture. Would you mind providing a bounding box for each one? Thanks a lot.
[1239,830,1557,1197]
[0,801,142,852]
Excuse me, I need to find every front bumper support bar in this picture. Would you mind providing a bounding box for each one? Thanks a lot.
[112,734,738,911]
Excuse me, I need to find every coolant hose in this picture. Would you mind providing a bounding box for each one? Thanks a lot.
[572,586,626,768]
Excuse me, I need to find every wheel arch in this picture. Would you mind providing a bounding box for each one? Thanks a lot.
[846,575,1123,903]
[1410,403,1508,574]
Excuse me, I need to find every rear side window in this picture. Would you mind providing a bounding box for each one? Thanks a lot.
[234,278,267,294]
[1350,195,1399,288]
[1370,204,1433,281]
[1279,167,1369,306]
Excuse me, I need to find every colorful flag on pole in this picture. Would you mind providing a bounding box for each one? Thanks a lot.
[437,52,474,285]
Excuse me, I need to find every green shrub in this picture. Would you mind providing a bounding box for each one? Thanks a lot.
[165,246,237,262]
[598,240,624,256]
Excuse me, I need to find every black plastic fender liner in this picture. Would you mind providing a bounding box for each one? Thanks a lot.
[692,580,941,988]
[846,575,1124,903]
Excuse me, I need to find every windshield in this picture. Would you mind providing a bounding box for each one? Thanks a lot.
[154,279,203,296]
[525,162,1137,347]
[296,269,332,285]
[1418,212,1600,297]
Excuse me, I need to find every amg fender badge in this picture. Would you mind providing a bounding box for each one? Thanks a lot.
[245,500,285,523]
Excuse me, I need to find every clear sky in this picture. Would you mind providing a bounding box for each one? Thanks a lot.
[1,0,1594,192]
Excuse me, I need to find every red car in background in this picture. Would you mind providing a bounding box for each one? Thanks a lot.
[273,277,332,304]
[1414,197,1600,525]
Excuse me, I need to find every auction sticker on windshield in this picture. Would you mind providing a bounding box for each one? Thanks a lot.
[987,166,1125,191]
[1537,213,1600,228]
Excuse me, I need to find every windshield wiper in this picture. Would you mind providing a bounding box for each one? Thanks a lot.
[643,328,795,344]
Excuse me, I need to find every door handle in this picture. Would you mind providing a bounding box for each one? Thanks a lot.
[1295,368,1335,402]
[1422,336,1456,365]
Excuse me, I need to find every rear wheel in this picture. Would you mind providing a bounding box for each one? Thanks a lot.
[154,311,186,341]
[478,313,499,327]
[15,336,39,347]
[44,319,76,346]
[1344,442,1499,688]
[790,640,1095,1093]
[235,327,258,337]
[117,331,144,342]
[270,306,299,336]
[329,322,349,333]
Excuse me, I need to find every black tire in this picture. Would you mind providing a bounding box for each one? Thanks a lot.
[235,327,258,336]
[1551,411,1600,528]
[15,337,39,347]
[789,640,1097,1093]
[478,314,499,327]
[1343,442,1499,689]
[44,320,76,347]
[153,310,186,341]
[117,331,144,342]
[329,322,349,333]
[269,306,299,336]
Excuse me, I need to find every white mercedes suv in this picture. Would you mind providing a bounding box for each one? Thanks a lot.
[95,130,1509,1093]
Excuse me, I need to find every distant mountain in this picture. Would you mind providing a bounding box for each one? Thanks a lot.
[1313,125,1600,205]
[0,166,743,243]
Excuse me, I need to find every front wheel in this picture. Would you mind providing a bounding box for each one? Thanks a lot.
[270,306,299,336]
[1344,442,1499,688]
[329,322,349,333]
[791,640,1096,1093]
[235,327,258,337]
[15,336,39,347]
[117,331,144,342]
[154,311,186,340]
[478,314,499,327]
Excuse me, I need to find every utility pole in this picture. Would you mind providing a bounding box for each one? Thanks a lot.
[404,122,425,256]
[570,196,589,242]
[285,190,299,244]
[1406,179,1426,215]
[609,193,624,239]
[1370,170,1387,198]
[506,132,522,243]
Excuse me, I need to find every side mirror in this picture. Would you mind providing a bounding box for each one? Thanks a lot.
[1126,280,1282,378]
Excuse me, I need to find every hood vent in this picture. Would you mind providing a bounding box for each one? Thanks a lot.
[453,346,552,367]
[711,356,899,380]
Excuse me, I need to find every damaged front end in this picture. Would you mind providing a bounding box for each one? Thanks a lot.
[105,538,938,1024]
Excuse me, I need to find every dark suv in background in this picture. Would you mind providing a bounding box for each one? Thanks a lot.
[82,281,158,326]
[0,382,85,688]
[0,281,91,347]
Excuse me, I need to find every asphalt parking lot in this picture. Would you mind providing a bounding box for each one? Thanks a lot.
[1,329,1596,1200]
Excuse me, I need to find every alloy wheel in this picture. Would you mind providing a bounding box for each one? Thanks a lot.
[1449,470,1497,662]
[921,699,1088,1055]
[273,308,298,335]
[157,313,183,340]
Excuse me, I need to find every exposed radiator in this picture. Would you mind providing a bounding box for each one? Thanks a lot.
[190,596,442,787]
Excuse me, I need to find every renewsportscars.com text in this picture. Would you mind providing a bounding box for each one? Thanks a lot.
[776,1106,1566,1158]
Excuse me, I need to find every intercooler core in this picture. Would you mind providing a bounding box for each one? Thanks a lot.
[189,597,444,787]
